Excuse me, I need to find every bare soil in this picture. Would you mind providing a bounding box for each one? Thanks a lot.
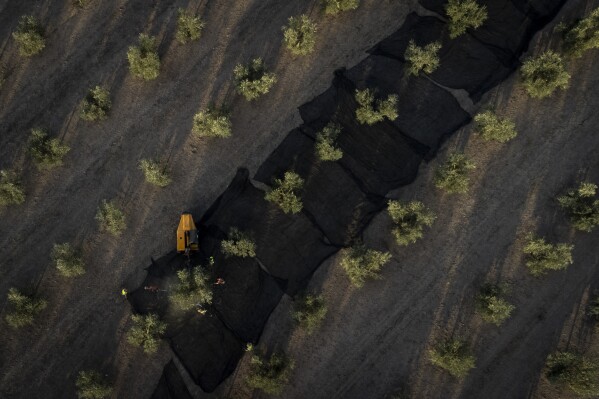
[0,0,415,398]
[218,1,599,398]
[2,0,598,398]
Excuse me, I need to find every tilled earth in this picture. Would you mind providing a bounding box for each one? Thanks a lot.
[1,0,597,398]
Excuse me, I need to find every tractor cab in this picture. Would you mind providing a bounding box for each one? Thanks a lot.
[177,213,199,253]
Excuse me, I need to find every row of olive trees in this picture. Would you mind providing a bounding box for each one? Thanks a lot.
[404,0,598,101]
[191,3,353,139]
[524,182,599,395]
[11,9,204,63]
[425,7,599,389]
[1,93,175,205]
[400,0,596,101]
[518,7,599,99]
[428,340,599,396]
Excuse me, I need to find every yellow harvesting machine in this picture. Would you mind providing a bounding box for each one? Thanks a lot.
[177,213,199,253]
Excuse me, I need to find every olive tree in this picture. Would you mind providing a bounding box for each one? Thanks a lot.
[523,234,573,276]
[445,0,488,39]
[545,351,599,396]
[13,15,45,56]
[521,51,570,98]
[474,110,517,143]
[323,0,360,15]
[563,7,599,58]
[80,86,111,121]
[28,128,70,169]
[282,15,317,56]
[264,171,304,214]
[247,351,294,395]
[169,266,212,311]
[192,106,232,138]
[355,88,398,125]
[429,338,475,377]
[315,122,343,161]
[139,159,171,187]
[52,242,85,277]
[405,40,441,76]
[221,228,256,258]
[126,313,167,354]
[95,200,126,236]
[292,294,327,334]
[176,8,204,44]
[5,288,47,328]
[127,34,160,80]
[0,170,25,207]
[434,152,476,194]
[387,200,436,246]
[234,58,277,101]
[340,244,392,288]
[557,182,599,232]
[475,284,515,326]
[76,370,112,399]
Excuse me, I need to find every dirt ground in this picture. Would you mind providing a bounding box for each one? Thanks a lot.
[2,0,598,398]
[0,1,417,398]
[216,1,599,399]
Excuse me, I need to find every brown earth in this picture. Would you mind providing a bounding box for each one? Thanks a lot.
[217,1,599,399]
[0,0,419,398]
[2,0,599,398]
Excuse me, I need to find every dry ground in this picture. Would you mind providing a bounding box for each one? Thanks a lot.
[0,0,418,398]
[218,1,599,399]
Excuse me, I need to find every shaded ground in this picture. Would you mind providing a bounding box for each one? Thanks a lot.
[0,1,415,398]
[217,1,599,398]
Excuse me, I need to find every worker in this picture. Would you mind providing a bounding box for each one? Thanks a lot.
[144,285,159,293]
[121,288,128,298]
[215,277,225,285]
